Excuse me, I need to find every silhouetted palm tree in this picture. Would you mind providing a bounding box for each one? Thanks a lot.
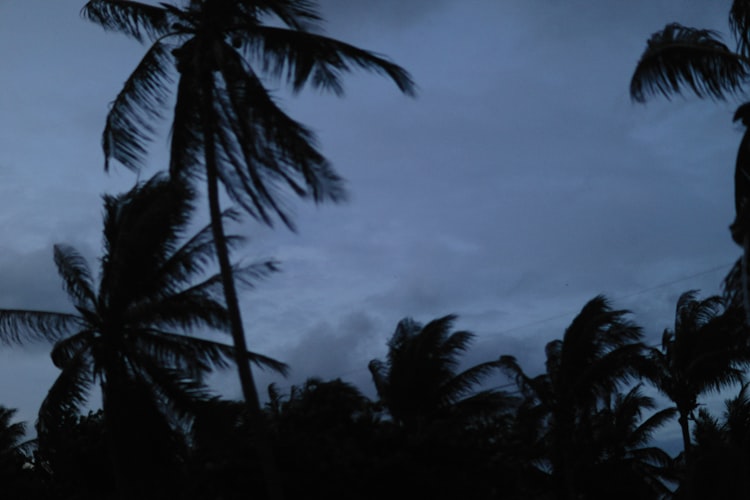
[681,384,750,499]
[0,406,27,469]
[584,385,676,500]
[647,290,749,462]
[500,295,650,500]
[0,406,35,498]
[369,315,509,433]
[630,8,750,321]
[0,174,286,498]
[81,3,415,494]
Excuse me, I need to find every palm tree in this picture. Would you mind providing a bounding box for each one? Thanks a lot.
[682,384,750,498]
[630,10,750,322]
[583,385,676,500]
[0,174,286,499]
[0,406,35,498]
[647,290,749,463]
[500,295,651,500]
[369,315,510,433]
[80,3,415,495]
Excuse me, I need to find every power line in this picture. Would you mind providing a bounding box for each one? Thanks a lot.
[487,262,734,339]
[272,261,737,393]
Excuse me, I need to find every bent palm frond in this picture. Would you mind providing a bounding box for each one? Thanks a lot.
[250,0,322,31]
[731,0,750,58]
[82,0,174,43]
[440,360,504,405]
[631,407,678,448]
[101,41,174,171]
[54,244,97,309]
[242,26,416,96]
[0,310,82,345]
[631,23,747,102]
[37,349,94,436]
[139,328,288,376]
[50,331,95,368]
[217,46,346,213]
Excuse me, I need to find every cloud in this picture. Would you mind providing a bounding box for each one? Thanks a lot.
[317,0,451,32]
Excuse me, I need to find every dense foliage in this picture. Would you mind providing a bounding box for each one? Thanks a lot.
[2,292,749,499]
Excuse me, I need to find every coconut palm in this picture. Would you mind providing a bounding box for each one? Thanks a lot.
[0,406,28,472]
[583,385,676,500]
[630,9,750,321]
[500,295,651,500]
[647,290,748,463]
[81,3,414,495]
[0,174,286,499]
[0,406,36,498]
[682,384,750,498]
[369,315,510,433]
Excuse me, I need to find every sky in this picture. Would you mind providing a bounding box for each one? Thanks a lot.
[0,0,746,450]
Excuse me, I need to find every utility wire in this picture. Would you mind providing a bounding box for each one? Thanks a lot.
[271,261,736,394]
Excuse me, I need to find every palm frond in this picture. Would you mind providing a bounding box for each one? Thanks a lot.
[148,215,243,295]
[50,331,95,369]
[136,328,288,377]
[37,349,94,437]
[213,46,346,225]
[129,257,277,332]
[731,0,750,58]
[0,309,82,345]
[53,244,97,309]
[169,68,205,180]
[242,25,416,97]
[250,0,322,31]
[129,286,228,333]
[135,329,218,377]
[631,23,747,102]
[0,406,27,454]
[732,110,750,244]
[440,359,503,405]
[451,389,519,418]
[631,407,678,448]
[723,257,745,309]
[126,361,213,430]
[82,0,174,43]
[368,359,388,400]
[100,174,194,306]
[102,41,174,172]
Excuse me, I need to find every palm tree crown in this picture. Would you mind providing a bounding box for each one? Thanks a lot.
[648,290,748,459]
[500,295,651,500]
[369,315,507,430]
[0,175,286,471]
[82,0,415,226]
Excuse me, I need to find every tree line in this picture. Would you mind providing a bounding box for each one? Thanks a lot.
[0,274,749,499]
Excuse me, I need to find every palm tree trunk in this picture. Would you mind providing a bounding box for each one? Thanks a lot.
[201,77,284,500]
[743,234,750,326]
[678,410,691,466]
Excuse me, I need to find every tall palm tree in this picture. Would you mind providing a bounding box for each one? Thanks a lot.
[369,315,509,433]
[80,3,415,495]
[500,295,650,500]
[647,290,748,463]
[630,9,750,321]
[0,174,286,499]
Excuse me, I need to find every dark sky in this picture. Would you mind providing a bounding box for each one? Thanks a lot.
[0,0,744,449]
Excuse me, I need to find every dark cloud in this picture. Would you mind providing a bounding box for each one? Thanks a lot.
[1,0,745,438]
